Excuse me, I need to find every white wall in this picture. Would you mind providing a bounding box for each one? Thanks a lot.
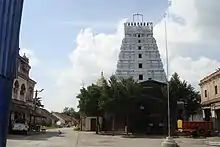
[82,117,103,131]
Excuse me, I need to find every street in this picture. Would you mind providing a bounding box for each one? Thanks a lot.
[7,128,210,147]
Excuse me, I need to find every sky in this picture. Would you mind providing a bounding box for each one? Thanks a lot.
[19,0,220,112]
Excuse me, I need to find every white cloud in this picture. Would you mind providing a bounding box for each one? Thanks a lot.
[170,56,220,89]
[58,20,119,29]
[49,0,220,111]
[19,48,40,67]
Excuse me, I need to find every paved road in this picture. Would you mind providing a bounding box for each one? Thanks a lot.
[7,128,210,147]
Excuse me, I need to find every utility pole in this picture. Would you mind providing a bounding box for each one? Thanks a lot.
[33,89,44,130]
[162,1,179,147]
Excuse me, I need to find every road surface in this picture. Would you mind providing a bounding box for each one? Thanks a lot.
[7,128,210,147]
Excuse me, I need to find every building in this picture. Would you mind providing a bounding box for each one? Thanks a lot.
[9,54,41,132]
[34,108,58,127]
[80,116,103,131]
[199,69,220,130]
[52,112,78,127]
[128,80,167,134]
[116,13,166,83]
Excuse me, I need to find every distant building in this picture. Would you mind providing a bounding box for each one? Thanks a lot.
[116,13,166,83]
[199,69,220,130]
[9,54,42,132]
[35,108,58,127]
[52,112,78,127]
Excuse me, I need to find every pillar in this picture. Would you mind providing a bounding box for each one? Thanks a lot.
[202,109,205,120]
[211,106,218,130]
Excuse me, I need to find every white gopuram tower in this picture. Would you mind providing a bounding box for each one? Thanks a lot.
[116,13,167,83]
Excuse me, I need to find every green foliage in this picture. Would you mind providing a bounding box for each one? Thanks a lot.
[77,75,142,117]
[168,72,201,118]
[76,73,201,120]
[77,84,102,116]
[62,107,80,119]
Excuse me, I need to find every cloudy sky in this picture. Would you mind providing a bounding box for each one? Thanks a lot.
[19,0,220,112]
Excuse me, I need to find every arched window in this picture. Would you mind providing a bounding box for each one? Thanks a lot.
[13,80,19,94]
[28,87,34,101]
[20,84,26,96]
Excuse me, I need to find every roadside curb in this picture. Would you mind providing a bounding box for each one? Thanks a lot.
[205,141,220,146]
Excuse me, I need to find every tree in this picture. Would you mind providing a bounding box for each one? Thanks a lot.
[77,72,201,134]
[77,75,142,134]
[100,75,120,135]
[118,77,142,133]
[62,107,80,119]
[98,75,142,134]
[77,84,102,134]
[169,72,201,120]
[77,86,98,115]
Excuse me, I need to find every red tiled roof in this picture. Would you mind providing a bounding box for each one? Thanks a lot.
[40,108,58,121]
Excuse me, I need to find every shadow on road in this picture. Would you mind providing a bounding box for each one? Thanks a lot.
[98,132,170,139]
[8,131,66,141]
[121,134,167,139]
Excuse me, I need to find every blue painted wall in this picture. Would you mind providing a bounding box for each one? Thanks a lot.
[0,0,24,146]
[0,0,24,78]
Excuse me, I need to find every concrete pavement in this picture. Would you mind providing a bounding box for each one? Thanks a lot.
[7,128,211,147]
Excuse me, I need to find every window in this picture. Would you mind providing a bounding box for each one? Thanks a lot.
[139,75,143,80]
[138,34,140,37]
[138,63,143,68]
[205,90,207,97]
[138,40,141,43]
[215,85,218,94]
[138,54,142,58]
[138,46,141,50]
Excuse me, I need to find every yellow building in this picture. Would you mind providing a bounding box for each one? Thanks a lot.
[199,69,220,130]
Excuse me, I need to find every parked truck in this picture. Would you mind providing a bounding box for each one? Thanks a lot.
[177,119,213,137]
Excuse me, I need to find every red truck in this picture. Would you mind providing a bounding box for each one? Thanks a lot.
[177,119,213,136]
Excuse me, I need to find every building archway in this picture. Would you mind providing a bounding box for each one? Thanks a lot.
[13,80,19,99]
[28,87,34,101]
[20,84,26,101]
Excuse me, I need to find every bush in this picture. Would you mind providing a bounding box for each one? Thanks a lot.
[74,126,80,131]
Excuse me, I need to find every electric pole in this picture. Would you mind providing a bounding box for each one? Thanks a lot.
[33,89,44,130]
